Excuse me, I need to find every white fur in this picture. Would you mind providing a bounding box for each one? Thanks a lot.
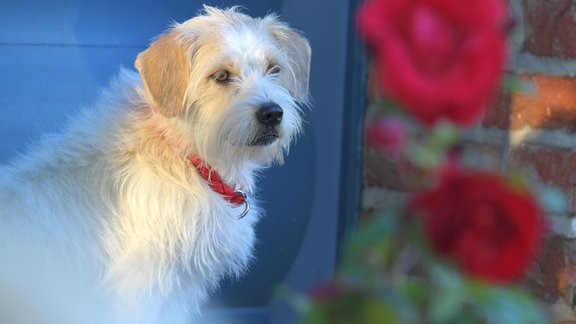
[0,6,310,324]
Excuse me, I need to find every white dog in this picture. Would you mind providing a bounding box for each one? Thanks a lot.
[0,6,310,324]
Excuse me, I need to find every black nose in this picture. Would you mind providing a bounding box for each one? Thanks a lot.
[257,104,283,126]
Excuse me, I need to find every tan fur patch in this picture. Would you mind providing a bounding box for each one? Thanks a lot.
[135,34,191,117]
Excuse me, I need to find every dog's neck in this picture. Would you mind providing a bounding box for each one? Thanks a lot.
[188,156,245,202]
[144,111,255,202]
[188,155,249,212]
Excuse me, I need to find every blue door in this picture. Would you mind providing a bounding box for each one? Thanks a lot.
[0,0,363,322]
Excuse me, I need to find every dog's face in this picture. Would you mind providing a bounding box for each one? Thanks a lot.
[135,7,311,167]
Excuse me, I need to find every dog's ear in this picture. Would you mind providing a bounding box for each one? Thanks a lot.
[267,21,311,104]
[135,33,191,117]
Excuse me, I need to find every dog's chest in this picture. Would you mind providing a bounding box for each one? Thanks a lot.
[185,199,259,277]
[103,193,260,318]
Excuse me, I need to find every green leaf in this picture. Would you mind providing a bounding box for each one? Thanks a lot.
[469,283,548,324]
[503,169,529,192]
[275,286,312,315]
[501,75,535,95]
[428,266,467,323]
[361,299,399,324]
[300,290,400,324]
[377,99,404,114]
[406,144,443,169]
[344,212,398,257]
[430,121,460,149]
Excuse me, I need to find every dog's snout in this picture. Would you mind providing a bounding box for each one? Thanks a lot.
[257,104,283,126]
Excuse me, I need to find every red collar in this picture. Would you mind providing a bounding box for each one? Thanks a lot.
[188,156,249,217]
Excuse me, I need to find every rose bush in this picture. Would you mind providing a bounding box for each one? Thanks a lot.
[289,0,552,322]
[357,0,508,126]
[409,166,546,282]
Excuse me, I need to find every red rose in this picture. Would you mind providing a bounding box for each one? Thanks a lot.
[365,116,408,154]
[357,0,508,126]
[408,168,546,282]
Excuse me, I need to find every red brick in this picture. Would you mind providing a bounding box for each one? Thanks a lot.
[510,146,573,189]
[523,0,576,58]
[527,235,576,310]
[509,146,576,213]
[482,89,511,129]
[484,74,576,131]
[363,145,407,191]
[528,236,576,303]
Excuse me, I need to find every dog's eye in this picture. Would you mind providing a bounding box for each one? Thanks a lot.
[213,70,230,83]
[267,65,281,75]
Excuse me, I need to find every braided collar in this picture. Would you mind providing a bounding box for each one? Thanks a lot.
[188,156,250,218]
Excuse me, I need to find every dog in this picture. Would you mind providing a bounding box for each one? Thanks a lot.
[0,6,310,324]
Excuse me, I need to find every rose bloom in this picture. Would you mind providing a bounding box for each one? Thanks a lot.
[357,0,508,126]
[365,116,408,154]
[408,168,546,282]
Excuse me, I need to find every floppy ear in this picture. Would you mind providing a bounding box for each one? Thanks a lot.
[135,33,191,117]
[268,21,312,104]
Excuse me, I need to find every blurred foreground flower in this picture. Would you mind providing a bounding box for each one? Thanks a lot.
[409,166,547,282]
[365,116,408,154]
[357,0,508,126]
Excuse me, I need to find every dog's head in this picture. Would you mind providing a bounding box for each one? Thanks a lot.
[135,6,310,170]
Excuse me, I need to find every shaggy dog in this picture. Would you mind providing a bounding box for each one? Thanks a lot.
[0,6,310,324]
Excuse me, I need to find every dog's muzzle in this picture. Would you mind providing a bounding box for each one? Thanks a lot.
[251,104,283,146]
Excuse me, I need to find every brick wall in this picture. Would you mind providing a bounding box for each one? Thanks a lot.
[361,0,576,322]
